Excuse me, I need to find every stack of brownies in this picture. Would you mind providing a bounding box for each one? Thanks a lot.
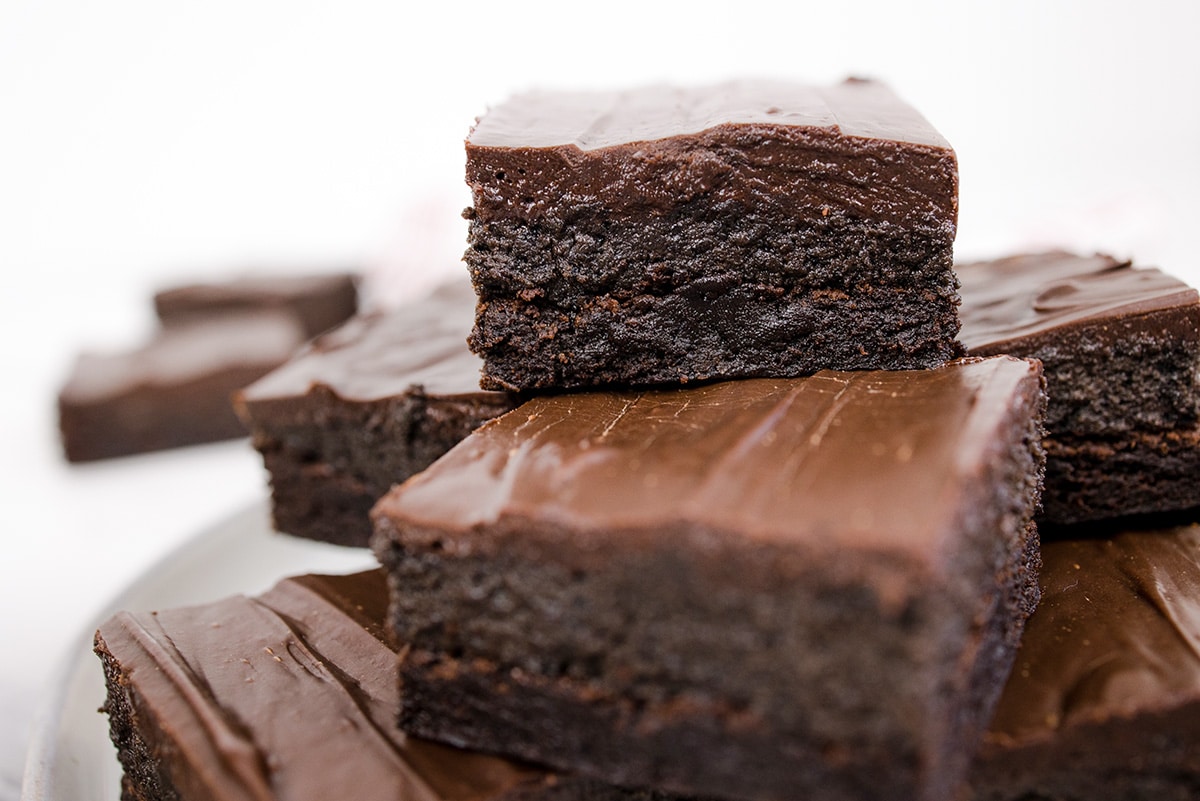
[94,79,1200,801]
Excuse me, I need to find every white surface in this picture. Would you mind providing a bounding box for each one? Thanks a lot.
[20,502,376,801]
[2,2,1199,799]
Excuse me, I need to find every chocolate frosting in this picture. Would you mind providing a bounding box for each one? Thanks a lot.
[239,281,504,403]
[958,251,1200,353]
[470,79,951,151]
[466,78,958,229]
[987,525,1200,743]
[376,356,1041,560]
[96,570,555,801]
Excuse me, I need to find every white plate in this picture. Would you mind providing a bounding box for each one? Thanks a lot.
[20,501,378,801]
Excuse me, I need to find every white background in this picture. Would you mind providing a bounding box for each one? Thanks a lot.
[2,1,1199,797]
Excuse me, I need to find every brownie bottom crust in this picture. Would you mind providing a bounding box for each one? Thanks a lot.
[1041,426,1200,525]
[251,388,516,547]
[466,206,960,391]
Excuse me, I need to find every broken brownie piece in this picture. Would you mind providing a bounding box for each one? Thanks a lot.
[236,281,519,547]
[373,357,1046,801]
[59,311,305,462]
[94,569,674,801]
[154,271,359,338]
[958,251,1200,523]
[970,523,1200,801]
[465,78,961,391]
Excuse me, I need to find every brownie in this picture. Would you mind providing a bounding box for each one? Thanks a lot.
[154,271,360,338]
[235,281,520,547]
[970,523,1200,801]
[58,311,306,462]
[958,251,1200,523]
[958,251,1200,434]
[94,569,677,801]
[464,78,961,391]
[372,356,1046,801]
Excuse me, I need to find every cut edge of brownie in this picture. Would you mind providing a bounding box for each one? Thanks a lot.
[466,207,962,391]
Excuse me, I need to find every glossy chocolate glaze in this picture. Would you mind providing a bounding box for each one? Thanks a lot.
[987,525,1200,743]
[467,78,957,229]
[376,356,1041,561]
[95,570,565,801]
[958,251,1200,353]
[240,281,502,403]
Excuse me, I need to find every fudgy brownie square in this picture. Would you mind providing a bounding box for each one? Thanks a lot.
[970,523,1200,801]
[465,78,961,391]
[95,570,674,801]
[373,357,1046,801]
[236,281,519,547]
[959,251,1200,435]
[58,311,306,462]
[154,271,360,338]
[958,251,1200,523]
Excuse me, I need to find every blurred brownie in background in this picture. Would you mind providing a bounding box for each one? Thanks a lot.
[154,271,359,338]
[59,311,306,462]
[59,270,360,463]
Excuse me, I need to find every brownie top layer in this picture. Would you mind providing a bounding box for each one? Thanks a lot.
[240,281,502,403]
[96,570,554,801]
[466,78,957,228]
[986,524,1200,745]
[374,356,1041,562]
[958,251,1200,353]
[470,78,950,150]
[60,311,305,403]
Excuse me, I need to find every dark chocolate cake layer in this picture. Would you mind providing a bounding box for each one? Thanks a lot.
[971,524,1200,801]
[465,78,961,391]
[959,251,1200,435]
[236,282,519,546]
[154,272,359,338]
[373,357,1046,801]
[59,311,306,462]
[95,570,675,801]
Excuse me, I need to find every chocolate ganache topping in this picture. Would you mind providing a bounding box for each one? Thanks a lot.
[958,251,1200,353]
[466,78,958,230]
[988,525,1200,743]
[240,282,501,403]
[376,356,1041,562]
